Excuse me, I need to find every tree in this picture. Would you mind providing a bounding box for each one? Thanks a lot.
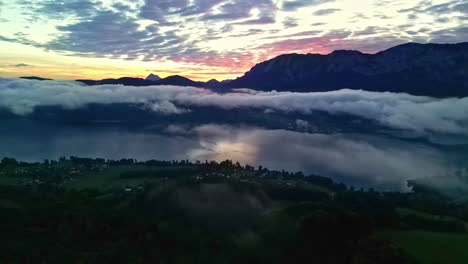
[1,157,18,167]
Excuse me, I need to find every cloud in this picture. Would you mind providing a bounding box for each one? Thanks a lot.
[262,30,322,40]
[139,0,190,22]
[146,100,189,115]
[399,0,468,16]
[429,26,468,43]
[139,0,228,21]
[13,63,30,67]
[13,3,263,70]
[229,29,266,38]
[283,17,298,28]
[1,78,468,137]
[282,0,335,11]
[19,0,98,20]
[352,26,385,37]
[234,15,276,25]
[187,125,453,190]
[43,10,192,60]
[200,0,276,22]
[0,78,202,115]
[453,2,468,13]
[425,1,468,14]
[258,34,411,55]
[295,119,311,131]
[313,8,341,16]
[0,1,4,20]
[178,90,468,136]
[260,36,334,54]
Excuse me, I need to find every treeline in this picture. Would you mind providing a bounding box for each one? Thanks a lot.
[0,183,415,264]
[1,156,348,191]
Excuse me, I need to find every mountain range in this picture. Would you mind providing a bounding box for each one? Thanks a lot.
[23,42,468,97]
[77,75,206,88]
[227,42,468,97]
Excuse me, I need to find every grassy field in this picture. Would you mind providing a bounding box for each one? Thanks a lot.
[0,165,192,191]
[0,164,334,195]
[397,207,468,230]
[63,166,190,190]
[378,229,468,264]
[0,176,22,186]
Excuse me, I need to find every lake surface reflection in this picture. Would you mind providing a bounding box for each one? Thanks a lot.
[1,119,465,190]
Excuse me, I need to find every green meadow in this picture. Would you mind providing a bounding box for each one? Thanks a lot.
[378,229,468,264]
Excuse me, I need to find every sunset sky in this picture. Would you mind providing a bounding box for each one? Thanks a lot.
[0,0,466,81]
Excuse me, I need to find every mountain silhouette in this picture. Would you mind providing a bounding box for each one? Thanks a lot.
[227,42,468,97]
[24,42,468,97]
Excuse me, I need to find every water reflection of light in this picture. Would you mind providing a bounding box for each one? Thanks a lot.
[189,140,257,164]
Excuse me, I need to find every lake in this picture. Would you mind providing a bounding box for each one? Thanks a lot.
[1,118,465,191]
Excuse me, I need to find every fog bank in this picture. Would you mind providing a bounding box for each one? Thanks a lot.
[1,78,468,136]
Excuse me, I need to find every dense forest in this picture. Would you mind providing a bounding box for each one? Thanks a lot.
[1,157,467,263]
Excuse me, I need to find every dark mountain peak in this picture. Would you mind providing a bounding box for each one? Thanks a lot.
[205,79,221,88]
[146,73,161,81]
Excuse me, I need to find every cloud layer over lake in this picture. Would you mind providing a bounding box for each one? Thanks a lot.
[1,78,468,136]
[186,124,453,190]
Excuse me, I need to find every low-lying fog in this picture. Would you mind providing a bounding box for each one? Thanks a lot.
[0,78,467,191]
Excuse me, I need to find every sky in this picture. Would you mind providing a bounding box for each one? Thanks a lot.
[0,0,467,81]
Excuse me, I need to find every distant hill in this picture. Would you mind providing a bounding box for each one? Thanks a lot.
[76,74,229,90]
[77,75,207,88]
[157,75,204,87]
[227,42,468,97]
[20,76,53,81]
[77,77,156,86]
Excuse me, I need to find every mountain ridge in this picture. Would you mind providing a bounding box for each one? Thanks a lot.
[227,42,468,97]
[18,42,468,97]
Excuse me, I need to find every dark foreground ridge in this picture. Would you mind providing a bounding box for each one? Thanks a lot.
[1,156,468,263]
